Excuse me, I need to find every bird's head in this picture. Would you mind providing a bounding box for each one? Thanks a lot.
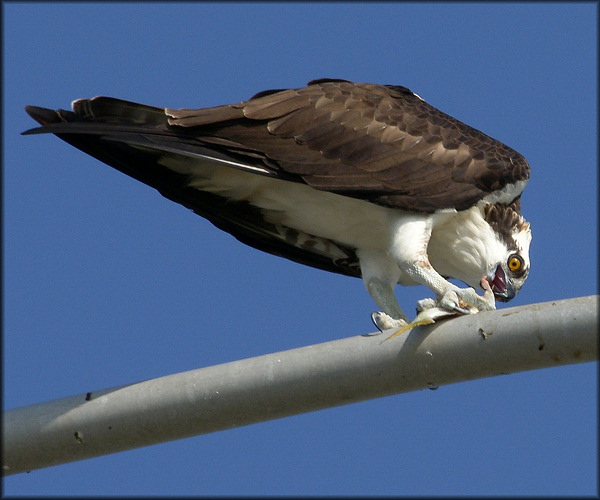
[483,203,531,302]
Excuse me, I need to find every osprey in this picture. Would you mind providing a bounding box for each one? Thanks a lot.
[24,78,531,331]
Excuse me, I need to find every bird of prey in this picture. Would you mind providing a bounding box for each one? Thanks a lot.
[24,78,531,332]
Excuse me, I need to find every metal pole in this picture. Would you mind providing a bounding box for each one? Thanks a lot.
[2,295,598,476]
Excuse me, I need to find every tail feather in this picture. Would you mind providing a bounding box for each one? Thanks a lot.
[25,96,167,130]
[22,97,362,279]
[72,97,168,125]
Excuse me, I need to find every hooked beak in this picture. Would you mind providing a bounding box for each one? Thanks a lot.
[488,264,516,302]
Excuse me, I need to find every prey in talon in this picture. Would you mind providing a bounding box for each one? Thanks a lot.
[382,277,497,342]
[23,79,531,336]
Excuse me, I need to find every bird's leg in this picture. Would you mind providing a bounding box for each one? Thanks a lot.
[403,260,495,314]
[365,278,410,331]
[357,249,410,331]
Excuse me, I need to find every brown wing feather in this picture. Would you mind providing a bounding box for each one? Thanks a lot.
[166,79,529,212]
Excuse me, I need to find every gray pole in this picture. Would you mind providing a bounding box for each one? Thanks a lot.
[2,295,598,476]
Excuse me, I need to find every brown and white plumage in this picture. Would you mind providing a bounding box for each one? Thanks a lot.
[23,78,532,330]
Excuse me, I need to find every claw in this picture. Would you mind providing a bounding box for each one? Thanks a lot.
[440,291,474,315]
[379,276,498,343]
[441,283,496,315]
[451,304,474,315]
[371,311,407,332]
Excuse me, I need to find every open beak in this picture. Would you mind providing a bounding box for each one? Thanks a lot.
[488,264,516,302]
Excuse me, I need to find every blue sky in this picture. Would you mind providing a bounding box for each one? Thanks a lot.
[3,2,597,496]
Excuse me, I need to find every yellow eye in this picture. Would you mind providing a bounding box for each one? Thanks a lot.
[508,255,523,272]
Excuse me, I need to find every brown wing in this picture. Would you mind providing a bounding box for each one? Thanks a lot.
[166,78,530,212]
[23,79,529,278]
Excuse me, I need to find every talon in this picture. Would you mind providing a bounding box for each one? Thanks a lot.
[371,311,407,332]
[441,284,498,314]
[450,303,474,315]
[439,291,462,313]
[416,297,437,312]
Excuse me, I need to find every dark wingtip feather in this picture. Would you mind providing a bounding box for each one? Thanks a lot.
[24,105,59,125]
[23,105,78,134]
